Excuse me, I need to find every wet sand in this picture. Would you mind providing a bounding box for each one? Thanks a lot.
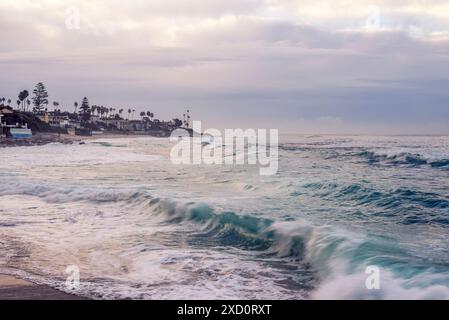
[0,275,87,300]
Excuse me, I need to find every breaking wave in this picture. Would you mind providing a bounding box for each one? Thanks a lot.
[2,160,449,299]
[0,180,151,204]
[143,198,449,299]
[356,151,449,168]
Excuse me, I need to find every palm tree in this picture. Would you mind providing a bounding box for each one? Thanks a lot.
[132,109,135,120]
[26,99,31,111]
[7,99,11,106]
[18,90,29,111]
[128,108,131,120]
[147,112,154,125]
[140,111,145,120]
[16,100,21,109]
[74,102,78,114]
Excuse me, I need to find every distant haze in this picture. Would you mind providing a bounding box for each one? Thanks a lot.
[1,0,449,134]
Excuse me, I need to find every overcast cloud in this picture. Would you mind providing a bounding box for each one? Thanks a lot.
[1,0,449,133]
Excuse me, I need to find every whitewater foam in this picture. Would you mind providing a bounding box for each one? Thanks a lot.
[1,135,449,299]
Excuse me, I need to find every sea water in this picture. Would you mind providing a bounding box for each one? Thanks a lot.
[0,135,448,299]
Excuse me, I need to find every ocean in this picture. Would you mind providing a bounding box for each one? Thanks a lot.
[1,135,449,299]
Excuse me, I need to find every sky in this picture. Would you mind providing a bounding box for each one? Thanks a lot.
[1,0,449,134]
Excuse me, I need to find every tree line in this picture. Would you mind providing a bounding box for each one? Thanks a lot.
[2,82,160,122]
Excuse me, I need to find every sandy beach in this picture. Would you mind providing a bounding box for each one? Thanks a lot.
[0,275,86,300]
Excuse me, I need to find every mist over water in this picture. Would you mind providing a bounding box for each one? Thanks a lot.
[1,135,449,299]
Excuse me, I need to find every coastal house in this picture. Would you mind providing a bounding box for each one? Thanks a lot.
[100,119,127,130]
[0,106,13,115]
[68,118,81,129]
[156,120,178,131]
[89,115,100,123]
[36,111,70,128]
[0,114,32,139]
[36,112,49,123]
[47,113,70,128]
[123,120,147,131]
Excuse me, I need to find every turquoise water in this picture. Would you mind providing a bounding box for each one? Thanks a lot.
[0,135,448,299]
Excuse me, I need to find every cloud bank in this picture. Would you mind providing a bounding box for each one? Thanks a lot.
[1,0,449,133]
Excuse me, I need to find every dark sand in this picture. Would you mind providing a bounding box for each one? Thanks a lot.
[0,275,87,300]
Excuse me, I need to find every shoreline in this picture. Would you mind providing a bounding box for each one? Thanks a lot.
[0,132,164,148]
[0,274,88,300]
[0,132,84,148]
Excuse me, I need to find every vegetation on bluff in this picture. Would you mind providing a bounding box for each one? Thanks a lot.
[1,82,191,135]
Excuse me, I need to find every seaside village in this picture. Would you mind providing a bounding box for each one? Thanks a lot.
[0,82,191,140]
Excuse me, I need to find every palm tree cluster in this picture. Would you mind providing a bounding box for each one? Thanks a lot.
[183,109,191,128]
[5,82,161,122]
[18,90,30,111]
[89,105,117,119]
[83,105,154,121]
[4,82,189,132]
[0,97,12,108]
